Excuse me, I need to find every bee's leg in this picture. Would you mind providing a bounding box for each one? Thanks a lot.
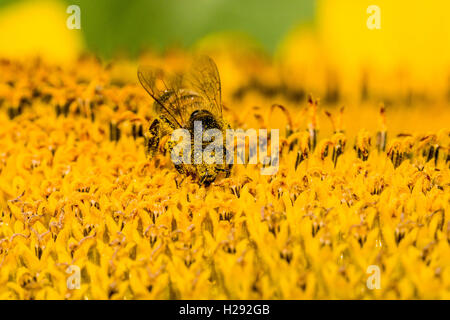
[174,164,184,174]
[215,164,232,178]
[145,118,161,157]
[225,164,233,178]
[200,171,214,186]
[146,116,176,154]
[198,163,220,186]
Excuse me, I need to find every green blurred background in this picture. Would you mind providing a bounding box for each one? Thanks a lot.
[1,0,448,107]
[0,0,315,57]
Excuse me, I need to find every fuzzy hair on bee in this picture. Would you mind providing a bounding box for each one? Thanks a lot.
[138,56,233,185]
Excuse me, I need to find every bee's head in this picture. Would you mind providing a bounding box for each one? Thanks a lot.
[188,109,219,131]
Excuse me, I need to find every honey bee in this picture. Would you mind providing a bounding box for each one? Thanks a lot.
[138,56,232,185]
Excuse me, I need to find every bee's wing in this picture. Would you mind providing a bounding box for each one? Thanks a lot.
[137,65,187,128]
[185,55,222,118]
